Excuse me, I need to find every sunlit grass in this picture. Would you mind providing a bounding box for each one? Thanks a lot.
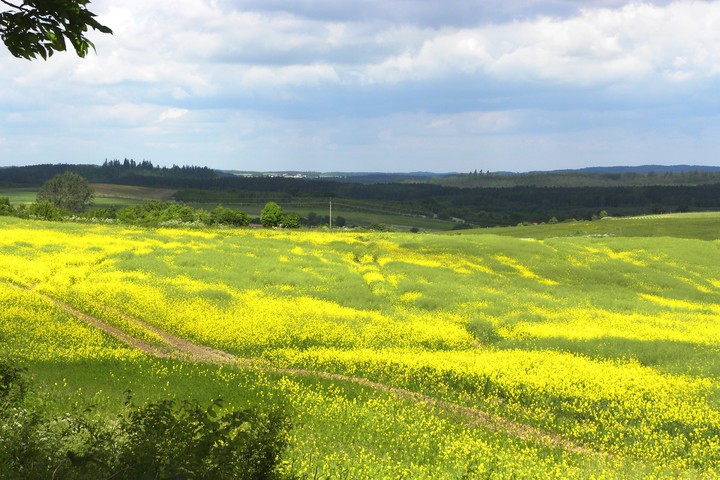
[482,211,720,240]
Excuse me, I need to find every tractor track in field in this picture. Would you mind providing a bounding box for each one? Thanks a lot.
[17,282,600,457]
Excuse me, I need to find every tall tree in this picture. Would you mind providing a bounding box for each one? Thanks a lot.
[37,171,94,212]
[0,0,112,59]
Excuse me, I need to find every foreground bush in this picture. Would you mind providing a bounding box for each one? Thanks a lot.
[0,361,293,480]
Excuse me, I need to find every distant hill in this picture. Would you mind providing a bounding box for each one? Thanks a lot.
[551,165,720,174]
[429,166,720,189]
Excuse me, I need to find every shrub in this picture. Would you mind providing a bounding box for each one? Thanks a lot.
[366,223,387,231]
[261,202,284,228]
[0,361,293,480]
[114,397,292,480]
[282,213,301,229]
[0,197,13,216]
[86,205,118,220]
[27,201,64,221]
[211,205,250,227]
[0,361,27,409]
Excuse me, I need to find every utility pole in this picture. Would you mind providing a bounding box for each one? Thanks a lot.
[329,200,332,229]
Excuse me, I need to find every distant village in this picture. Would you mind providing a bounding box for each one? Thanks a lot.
[232,172,338,179]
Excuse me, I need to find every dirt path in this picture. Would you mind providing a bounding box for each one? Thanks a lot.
[22,283,598,456]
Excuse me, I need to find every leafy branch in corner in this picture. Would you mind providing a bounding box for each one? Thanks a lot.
[0,0,112,59]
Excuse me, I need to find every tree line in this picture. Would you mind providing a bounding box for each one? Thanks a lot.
[0,161,216,188]
[0,172,324,229]
[172,177,720,226]
[4,164,720,226]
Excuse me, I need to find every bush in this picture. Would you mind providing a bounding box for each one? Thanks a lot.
[0,197,13,216]
[282,213,301,229]
[261,202,284,228]
[366,223,388,231]
[0,361,293,480]
[0,361,27,409]
[211,205,250,227]
[115,397,292,480]
[116,201,214,227]
[86,205,118,220]
[27,201,65,221]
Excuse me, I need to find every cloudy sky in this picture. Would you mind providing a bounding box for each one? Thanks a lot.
[2,0,720,172]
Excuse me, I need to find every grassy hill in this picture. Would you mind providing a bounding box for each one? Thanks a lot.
[483,211,720,241]
[1,214,720,477]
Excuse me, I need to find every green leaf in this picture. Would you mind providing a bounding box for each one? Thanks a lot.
[0,0,112,60]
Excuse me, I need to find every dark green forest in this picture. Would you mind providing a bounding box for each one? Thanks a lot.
[2,162,720,227]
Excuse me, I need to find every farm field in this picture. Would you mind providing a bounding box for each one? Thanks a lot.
[486,212,720,241]
[0,185,165,209]
[2,214,720,478]
[0,188,38,205]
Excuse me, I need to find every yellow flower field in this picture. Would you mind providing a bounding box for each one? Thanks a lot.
[1,215,719,477]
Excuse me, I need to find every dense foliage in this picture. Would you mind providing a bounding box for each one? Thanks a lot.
[0,0,112,59]
[37,171,94,212]
[0,196,255,228]
[259,202,300,228]
[0,360,292,480]
[260,201,284,228]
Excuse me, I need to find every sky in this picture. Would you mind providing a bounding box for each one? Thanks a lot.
[2,0,720,173]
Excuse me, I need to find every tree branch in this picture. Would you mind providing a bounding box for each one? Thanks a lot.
[0,0,25,11]
[0,0,112,59]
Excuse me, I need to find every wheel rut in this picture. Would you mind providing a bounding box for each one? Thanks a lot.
[16,281,600,457]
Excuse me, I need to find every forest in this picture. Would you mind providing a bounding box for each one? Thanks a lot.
[2,162,720,226]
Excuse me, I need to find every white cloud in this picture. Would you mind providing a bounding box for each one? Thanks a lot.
[158,108,189,122]
[3,0,720,172]
[358,2,720,86]
[100,102,158,126]
[426,111,516,134]
[70,1,720,94]
[236,64,340,88]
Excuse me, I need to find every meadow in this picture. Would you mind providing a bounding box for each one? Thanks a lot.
[0,185,153,209]
[1,214,720,478]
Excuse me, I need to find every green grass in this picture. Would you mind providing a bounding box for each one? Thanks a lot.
[0,186,147,209]
[475,211,720,240]
[0,188,37,204]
